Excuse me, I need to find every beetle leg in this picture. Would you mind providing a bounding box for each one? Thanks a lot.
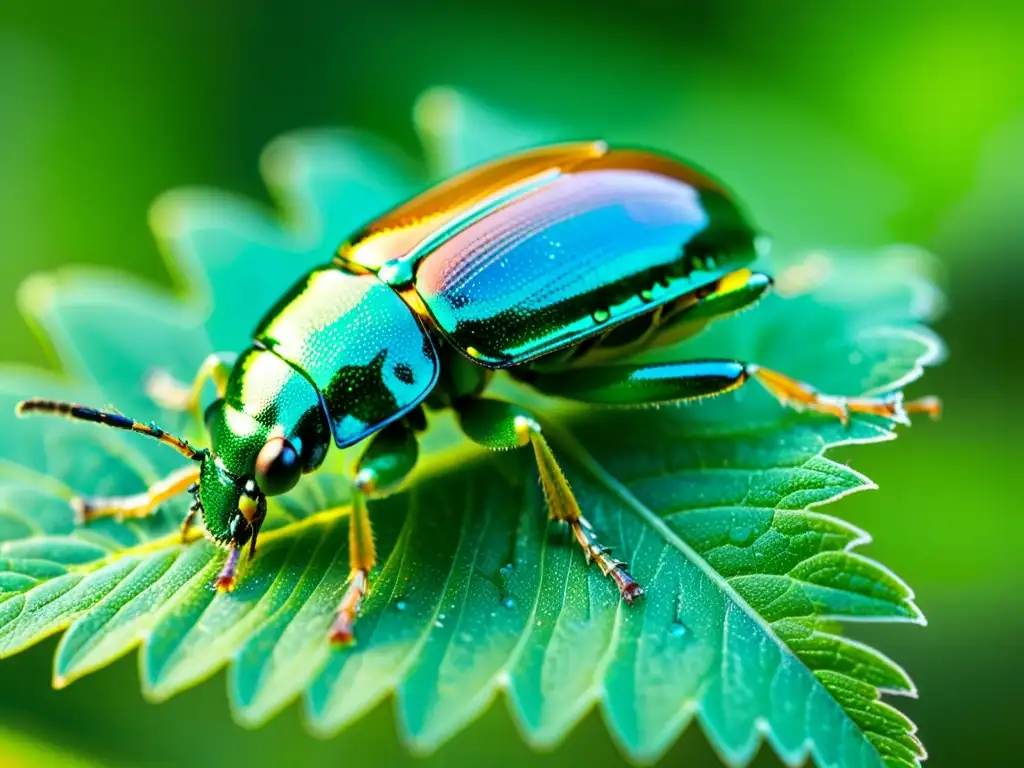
[456,397,642,604]
[527,360,939,425]
[69,465,200,525]
[145,353,235,423]
[748,366,941,425]
[653,269,774,345]
[215,546,242,592]
[329,422,419,645]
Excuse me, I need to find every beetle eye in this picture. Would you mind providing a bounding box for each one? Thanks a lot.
[254,437,301,496]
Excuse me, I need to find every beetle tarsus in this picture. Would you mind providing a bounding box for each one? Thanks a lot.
[904,395,942,421]
[215,547,241,593]
[570,517,644,604]
[330,569,368,645]
[70,497,91,525]
[751,366,935,426]
[612,568,645,604]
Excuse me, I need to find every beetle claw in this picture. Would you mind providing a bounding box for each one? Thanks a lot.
[330,569,367,646]
[70,497,90,525]
[214,547,241,593]
[752,366,937,427]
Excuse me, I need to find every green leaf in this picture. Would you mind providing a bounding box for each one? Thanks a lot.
[0,87,941,767]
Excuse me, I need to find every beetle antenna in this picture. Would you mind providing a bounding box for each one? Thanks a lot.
[16,399,204,461]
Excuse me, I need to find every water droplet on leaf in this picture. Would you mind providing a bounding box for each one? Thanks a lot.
[729,526,755,546]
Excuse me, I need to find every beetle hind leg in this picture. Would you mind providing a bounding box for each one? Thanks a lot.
[457,398,642,604]
[527,360,940,426]
[750,365,941,425]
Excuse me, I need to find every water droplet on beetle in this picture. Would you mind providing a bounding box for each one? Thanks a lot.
[591,308,610,324]
[670,621,688,638]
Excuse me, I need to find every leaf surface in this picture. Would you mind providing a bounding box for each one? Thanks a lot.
[0,87,941,767]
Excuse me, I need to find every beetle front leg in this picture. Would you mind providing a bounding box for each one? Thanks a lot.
[527,360,941,425]
[145,353,235,423]
[329,421,419,645]
[456,398,642,604]
[71,465,200,527]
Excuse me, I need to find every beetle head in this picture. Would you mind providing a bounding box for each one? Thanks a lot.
[194,453,267,556]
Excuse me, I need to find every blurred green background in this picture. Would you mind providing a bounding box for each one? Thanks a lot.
[0,1,1019,766]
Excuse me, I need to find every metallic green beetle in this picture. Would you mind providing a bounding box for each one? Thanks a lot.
[16,142,939,643]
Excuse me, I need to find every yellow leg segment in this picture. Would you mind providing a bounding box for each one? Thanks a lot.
[519,416,643,603]
[72,465,200,525]
[329,476,378,644]
[750,365,941,426]
[328,423,418,645]
[145,353,233,422]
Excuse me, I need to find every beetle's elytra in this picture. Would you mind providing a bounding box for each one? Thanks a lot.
[17,142,940,643]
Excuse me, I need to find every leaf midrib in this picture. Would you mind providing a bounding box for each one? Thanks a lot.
[548,421,886,763]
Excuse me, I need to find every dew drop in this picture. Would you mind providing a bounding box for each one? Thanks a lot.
[502,596,516,610]
[499,563,514,578]
[729,526,755,546]
[670,621,688,638]
[434,619,444,628]
[591,308,610,324]
[395,599,408,612]
[459,631,474,643]
[438,613,446,621]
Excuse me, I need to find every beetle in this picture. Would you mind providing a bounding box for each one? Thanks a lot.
[17,141,939,643]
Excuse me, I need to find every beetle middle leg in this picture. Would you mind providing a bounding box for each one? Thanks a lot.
[525,360,941,425]
[329,421,419,644]
[456,397,643,603]
[145,353,235,422]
